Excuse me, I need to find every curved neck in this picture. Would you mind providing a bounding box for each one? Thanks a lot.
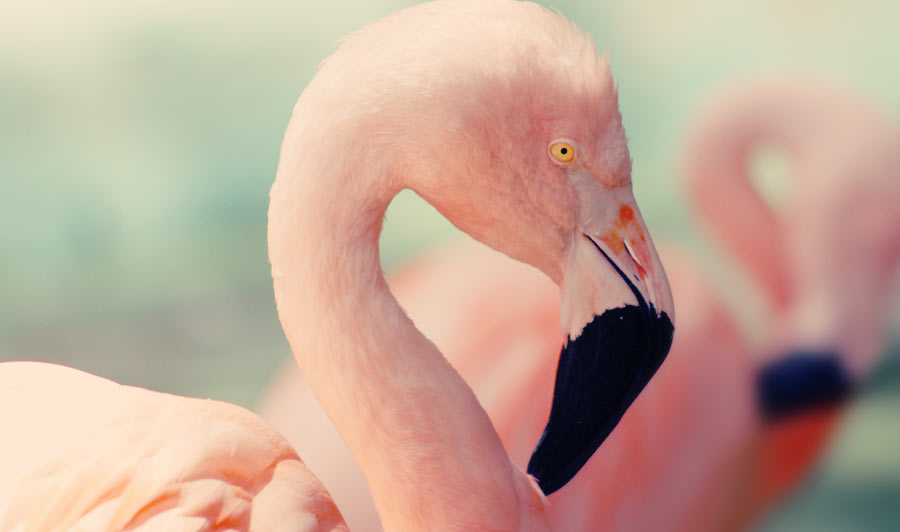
[268,111,540,531]
[682,87,818,312]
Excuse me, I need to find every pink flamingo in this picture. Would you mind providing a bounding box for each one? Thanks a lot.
[683,76,900,527]
[259,77,900,531]
[0,1,675,530]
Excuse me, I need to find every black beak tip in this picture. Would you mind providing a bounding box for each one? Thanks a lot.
[527,306,674,495]
[527,452,574,496]
[757,350,855,422]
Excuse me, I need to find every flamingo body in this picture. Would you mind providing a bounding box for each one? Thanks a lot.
[0,361,346,532]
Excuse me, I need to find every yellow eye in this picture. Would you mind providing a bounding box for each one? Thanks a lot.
[549,141,575,163]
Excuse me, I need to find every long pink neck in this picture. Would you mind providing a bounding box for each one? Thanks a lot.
[682,80,900,368]
[682,83,828,312]
[268,107,541,531]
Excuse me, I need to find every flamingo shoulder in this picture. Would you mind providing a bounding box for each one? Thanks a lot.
[0,361,347,532]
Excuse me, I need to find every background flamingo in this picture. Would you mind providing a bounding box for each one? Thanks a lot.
[0,1,675,530]
[683,76,900,528]
[259,76,900,531]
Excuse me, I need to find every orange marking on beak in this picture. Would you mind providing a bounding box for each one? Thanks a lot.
[600,230,624,254]
[618,204,634,224]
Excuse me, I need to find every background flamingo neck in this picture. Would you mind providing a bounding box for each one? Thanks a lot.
[682,86,821,313]
[268,128,529,531]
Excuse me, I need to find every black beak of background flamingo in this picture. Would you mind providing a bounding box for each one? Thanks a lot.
[527,235,675,495]
[756,349,855,422]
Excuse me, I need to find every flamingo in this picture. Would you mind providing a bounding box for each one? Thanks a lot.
[258,76,900,531]
[683,76,900,528]
[0,1,675,530]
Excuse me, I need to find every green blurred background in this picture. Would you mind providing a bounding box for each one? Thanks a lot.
[1,1,898,529]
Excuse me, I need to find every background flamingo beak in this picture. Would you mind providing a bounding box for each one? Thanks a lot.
[757,349,855,422]
[528,202,675,495]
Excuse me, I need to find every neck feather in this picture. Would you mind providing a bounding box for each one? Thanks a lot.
[268,113,538,531]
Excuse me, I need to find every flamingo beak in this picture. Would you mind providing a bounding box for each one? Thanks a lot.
[756,349,854,422]
[527,196,675,495]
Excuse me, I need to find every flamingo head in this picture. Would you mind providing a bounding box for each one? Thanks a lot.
[301,0,675,495]
[393,7,675,494]
[680,77,900,425]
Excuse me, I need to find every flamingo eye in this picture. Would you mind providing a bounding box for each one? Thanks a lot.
[549,141,576,164]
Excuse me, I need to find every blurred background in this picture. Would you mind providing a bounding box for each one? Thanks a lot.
[1,0,898,529]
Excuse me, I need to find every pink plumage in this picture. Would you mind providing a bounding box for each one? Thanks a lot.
[0,362,346,532]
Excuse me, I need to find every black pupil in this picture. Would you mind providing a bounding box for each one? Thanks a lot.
[560,147,568,154]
